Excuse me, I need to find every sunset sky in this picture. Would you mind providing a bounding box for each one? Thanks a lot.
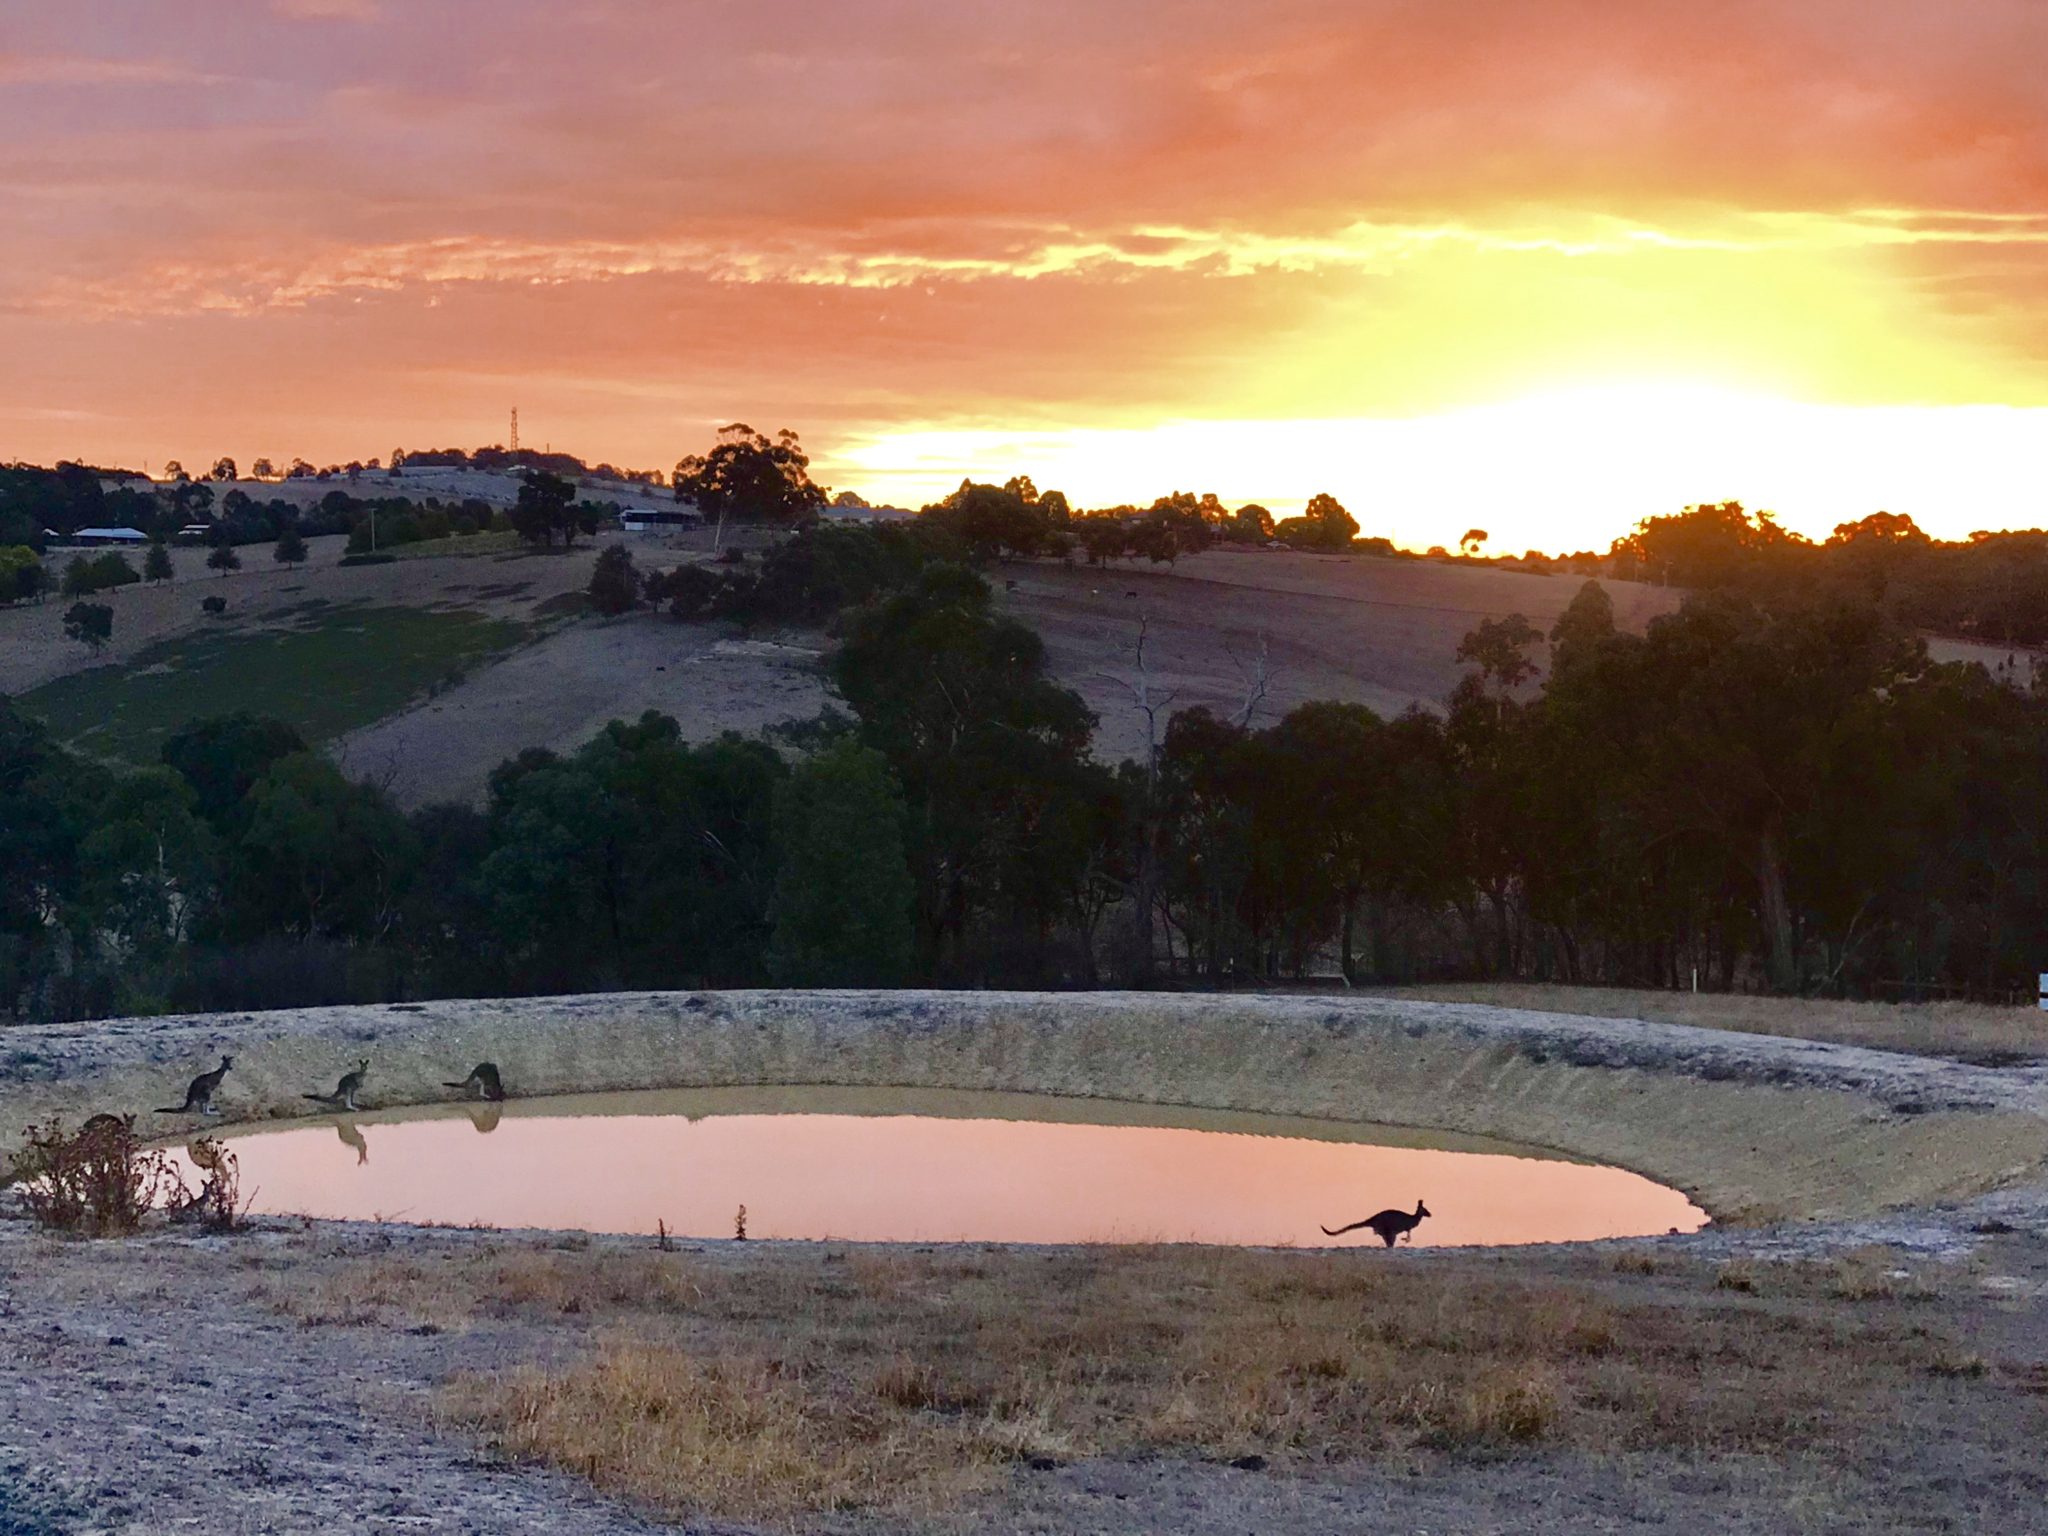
[5,1,2048,550]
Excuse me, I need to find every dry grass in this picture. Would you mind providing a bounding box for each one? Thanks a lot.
[269,1242,2014,1523]
[1364,982,2047,1063]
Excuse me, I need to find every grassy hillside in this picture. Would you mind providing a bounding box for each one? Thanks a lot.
[18,601,530,764]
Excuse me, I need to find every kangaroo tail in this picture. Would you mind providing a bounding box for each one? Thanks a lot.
[442,1080,470,1089]
[154,1105,189,1114]
[1320,1220,1370,1237]
[302,1093,333,1104]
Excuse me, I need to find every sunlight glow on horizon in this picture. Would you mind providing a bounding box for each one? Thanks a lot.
[11,3,2048,551]
[833,384,2048,553]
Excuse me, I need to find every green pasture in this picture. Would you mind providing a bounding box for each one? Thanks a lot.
[19,601,528,764]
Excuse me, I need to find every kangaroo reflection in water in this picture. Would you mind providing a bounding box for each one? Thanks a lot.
[327,1103,494,1168]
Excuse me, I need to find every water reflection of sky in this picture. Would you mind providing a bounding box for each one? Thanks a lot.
[169,1087,1706,1247]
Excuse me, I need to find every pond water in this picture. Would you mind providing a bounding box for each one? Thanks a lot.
[172,1086,1707,1247]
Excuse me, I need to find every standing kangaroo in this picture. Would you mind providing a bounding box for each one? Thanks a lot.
[304,1059,370,1112]
[157,1057,233,1117]
[443,1062,505,1102]
[1321,1199,1431,1248]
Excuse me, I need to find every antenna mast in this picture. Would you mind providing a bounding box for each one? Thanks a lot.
[509,406,520,454]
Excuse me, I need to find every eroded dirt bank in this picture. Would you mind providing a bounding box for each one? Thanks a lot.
[6,990,2048,1222]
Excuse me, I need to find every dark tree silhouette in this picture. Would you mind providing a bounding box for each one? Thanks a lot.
[672,424,826,526]
[508,470,594,549]
[587,544,640,615]
[63,601,113,652]
[1275,492,1358,551]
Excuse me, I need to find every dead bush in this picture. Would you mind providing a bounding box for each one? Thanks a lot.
[13,1117,181,1236]
[167,1136,249,1233]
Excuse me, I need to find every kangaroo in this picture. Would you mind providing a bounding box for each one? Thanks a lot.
[443,1062,505,1102]
[334,1119,369,1165]
[464,1102,503,1135]
[303,1059,370,1112]
[1321,1199,1431,1248]
[157,1056,232,1116]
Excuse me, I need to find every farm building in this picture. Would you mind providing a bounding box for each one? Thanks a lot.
[52,527,148,547]
[620,507,702,533]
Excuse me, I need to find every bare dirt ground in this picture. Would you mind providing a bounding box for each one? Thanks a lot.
[1926,634,2039,688]
[333,621,831,808]
[321,547,1678,799]
[998,549,1676,762]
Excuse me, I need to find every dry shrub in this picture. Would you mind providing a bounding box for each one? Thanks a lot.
[1927,1350,1988,1378]
[445,1341,997,1519]
[13,1117,181,1236]
[275,1248,706,1330]
[1408,1365,1559,1448]
[167,1136,248,1233]
[1826,1245,1933,1302]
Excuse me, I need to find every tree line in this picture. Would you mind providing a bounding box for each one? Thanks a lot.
[15,438,2048,647]
[9,520,2048,1020]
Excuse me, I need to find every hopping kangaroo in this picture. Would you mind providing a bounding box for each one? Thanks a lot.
[444,1062,506,1102]
[157,1057,233,1116]
[1322,1199,1431,1248]
[304,1059,370,1112]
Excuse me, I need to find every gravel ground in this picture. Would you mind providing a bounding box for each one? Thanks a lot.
[0,1225,689,1536]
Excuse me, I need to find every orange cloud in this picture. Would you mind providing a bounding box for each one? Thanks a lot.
[5,1,2048,542]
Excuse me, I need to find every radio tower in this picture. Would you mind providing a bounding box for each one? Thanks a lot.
[509,406,520,454]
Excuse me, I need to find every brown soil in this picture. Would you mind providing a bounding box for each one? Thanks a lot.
[332,623,831,808]
[999,549,1675,761]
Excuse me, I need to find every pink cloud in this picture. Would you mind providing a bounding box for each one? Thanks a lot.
[6,0,2048,481]
[271,0,380,19]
